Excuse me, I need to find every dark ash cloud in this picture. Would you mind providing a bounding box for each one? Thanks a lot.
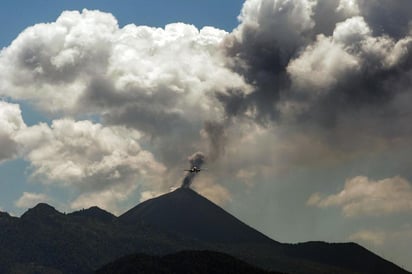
[202,121,227,162]
[221,0,412,134]
[181,152,206,188]
[358,0,412,38]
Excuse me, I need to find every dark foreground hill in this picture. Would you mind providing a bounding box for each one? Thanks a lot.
[0,188,409,274]
[96,250,281,274]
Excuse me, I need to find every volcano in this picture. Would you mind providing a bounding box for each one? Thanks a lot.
[120,187,273,244]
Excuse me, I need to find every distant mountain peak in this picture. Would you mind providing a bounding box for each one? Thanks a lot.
[21,203,63,220]
[68,206,116,222]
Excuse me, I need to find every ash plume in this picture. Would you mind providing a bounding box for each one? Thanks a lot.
[203,121,227,162]
[181,152,206,188]
[221,0,412,129]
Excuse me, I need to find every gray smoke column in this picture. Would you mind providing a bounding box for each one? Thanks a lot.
[181,152,206,188]
[203,121,227,162]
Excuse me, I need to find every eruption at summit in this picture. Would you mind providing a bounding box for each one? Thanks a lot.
[181,152,206,188]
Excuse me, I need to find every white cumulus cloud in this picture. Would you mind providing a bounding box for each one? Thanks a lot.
[287,16,412,95]
[308,176,412,217]
[287,33,360,92]
[0,9,253,177]
[70,183,135,215]
[0,101,166,212]
[0,9,249,123]
[0,101,26,162]
[16,119,165,188]
[15,192,51,209]
[349,229,386,246]
[15,118,166,212]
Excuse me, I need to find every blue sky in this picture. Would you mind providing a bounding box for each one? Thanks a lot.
[0,0,411,271]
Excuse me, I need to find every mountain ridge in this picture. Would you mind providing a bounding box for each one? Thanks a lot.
[0,188,409,274]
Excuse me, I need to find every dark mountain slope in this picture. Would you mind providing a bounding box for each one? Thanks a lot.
[284,241,408,274]
[95,250,281,274]
[120,187,274,244]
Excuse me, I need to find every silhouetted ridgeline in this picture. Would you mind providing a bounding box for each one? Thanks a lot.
[0,188,409,274]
